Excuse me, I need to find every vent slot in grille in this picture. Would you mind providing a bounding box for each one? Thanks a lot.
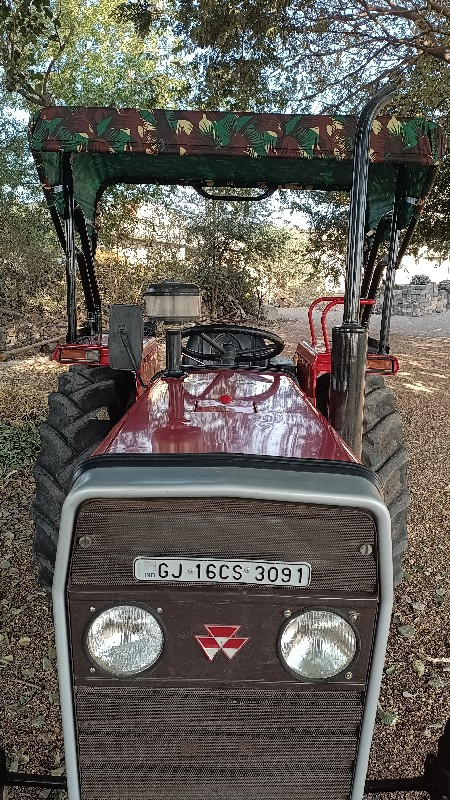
[75,686,363,800]
[71,499,377,591]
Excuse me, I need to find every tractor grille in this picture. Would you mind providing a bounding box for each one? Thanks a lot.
[71,498,377,591]
[75,686,364,800]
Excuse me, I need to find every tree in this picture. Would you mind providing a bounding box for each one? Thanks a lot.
[1,0,190,108]
[0,0,61,105]
[117,0,450,263]
[170,191,312,318]
[0,90,63,321]
[119,0,450,109]
[0,0,193,320]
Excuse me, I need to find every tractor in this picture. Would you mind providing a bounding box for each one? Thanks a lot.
[2,86,450,800]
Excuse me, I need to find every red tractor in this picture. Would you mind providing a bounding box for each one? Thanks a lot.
[2,87,449,800]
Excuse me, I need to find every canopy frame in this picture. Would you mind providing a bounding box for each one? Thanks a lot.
[29,103,445,348]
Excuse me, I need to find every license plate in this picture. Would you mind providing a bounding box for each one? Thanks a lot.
[134,557,311,587]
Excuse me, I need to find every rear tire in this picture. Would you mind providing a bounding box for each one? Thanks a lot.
[362,375,409,585]
[32,365,134,592]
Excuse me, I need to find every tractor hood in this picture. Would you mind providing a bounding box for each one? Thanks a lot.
[94,370,357,462]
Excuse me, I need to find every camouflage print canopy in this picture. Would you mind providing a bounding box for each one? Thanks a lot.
[29,107,446,251]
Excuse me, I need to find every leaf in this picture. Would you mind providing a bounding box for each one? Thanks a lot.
[435,588,446,598]
[141,110,157,128]
[96,117,113,137]
[412,659,425,677]
[377,705,398,727]
[398,625,416,639]
[18,636,31,646]
[384,665,396,675]
[21,667,35,678]
[412,602,426,612]
[32,715,46,727]
[42,657,53,671]
[428,675,444,689]
[107,128,132,152]
[211,114,240,146]
[402,690,414,698]
[10,606,26,616]
[47,646,57,661]
[19,694,32,705]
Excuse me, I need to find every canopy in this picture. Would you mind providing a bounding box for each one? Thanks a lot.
[29,107,446,253]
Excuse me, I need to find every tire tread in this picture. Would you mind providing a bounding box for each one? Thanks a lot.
[32,366,134,592]
[363,375,409,585]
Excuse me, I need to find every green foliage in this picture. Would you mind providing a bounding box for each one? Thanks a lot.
[119,0,450,110]
[93,188,314,319]
[1,0,449,322]
[47,0,189,108]
[1,0,190,107]
[172,192,311,318]
[0,421,41,476]
[0,92,63,313]
[0,0,192,319]
[0,199,64,312]
[119,0,300,109]
[0,0,58,105]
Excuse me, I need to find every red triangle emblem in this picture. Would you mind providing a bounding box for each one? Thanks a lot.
[194,624,249,661]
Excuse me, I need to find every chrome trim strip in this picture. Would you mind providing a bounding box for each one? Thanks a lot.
[53,465,392,800]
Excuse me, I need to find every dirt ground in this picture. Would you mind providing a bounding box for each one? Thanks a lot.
[0,311,449,800]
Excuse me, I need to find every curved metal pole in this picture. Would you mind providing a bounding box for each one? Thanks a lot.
[379,172,402,354]
[360,212,392,302]
[62,154,77,343]
[344,84,397,323]
[330,85,396,457]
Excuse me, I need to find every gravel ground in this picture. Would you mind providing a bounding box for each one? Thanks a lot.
[0,314,449,800]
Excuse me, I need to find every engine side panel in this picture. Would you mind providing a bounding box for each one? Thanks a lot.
[95,370,357,462]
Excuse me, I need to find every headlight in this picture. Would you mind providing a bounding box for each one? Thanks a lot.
[278,610,357,679]
[86,605,164,676]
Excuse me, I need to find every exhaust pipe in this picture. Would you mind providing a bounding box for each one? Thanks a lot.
[329,84,396,458]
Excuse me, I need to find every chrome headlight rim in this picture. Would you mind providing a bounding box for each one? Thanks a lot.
[83,602,166,677]
[277,607,360,682]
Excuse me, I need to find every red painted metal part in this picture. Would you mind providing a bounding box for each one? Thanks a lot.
[308,296,375,353]
[95,369,357,462]
[298,297,399,407]
[308,296,338,348]
[138,338,162,395]
[321,298,374,353]
[52,336,162,396]
[53,336,110,366]
[296,341,330,408]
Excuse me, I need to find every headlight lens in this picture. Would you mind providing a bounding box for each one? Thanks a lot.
[279,610,357,679]
[86,605,164,676]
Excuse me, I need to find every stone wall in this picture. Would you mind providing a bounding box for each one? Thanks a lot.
[375,282,450,316]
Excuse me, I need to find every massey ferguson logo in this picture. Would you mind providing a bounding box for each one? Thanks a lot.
[194,624,250,661]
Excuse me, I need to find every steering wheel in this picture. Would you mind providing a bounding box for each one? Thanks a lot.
[181,324,284,366]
